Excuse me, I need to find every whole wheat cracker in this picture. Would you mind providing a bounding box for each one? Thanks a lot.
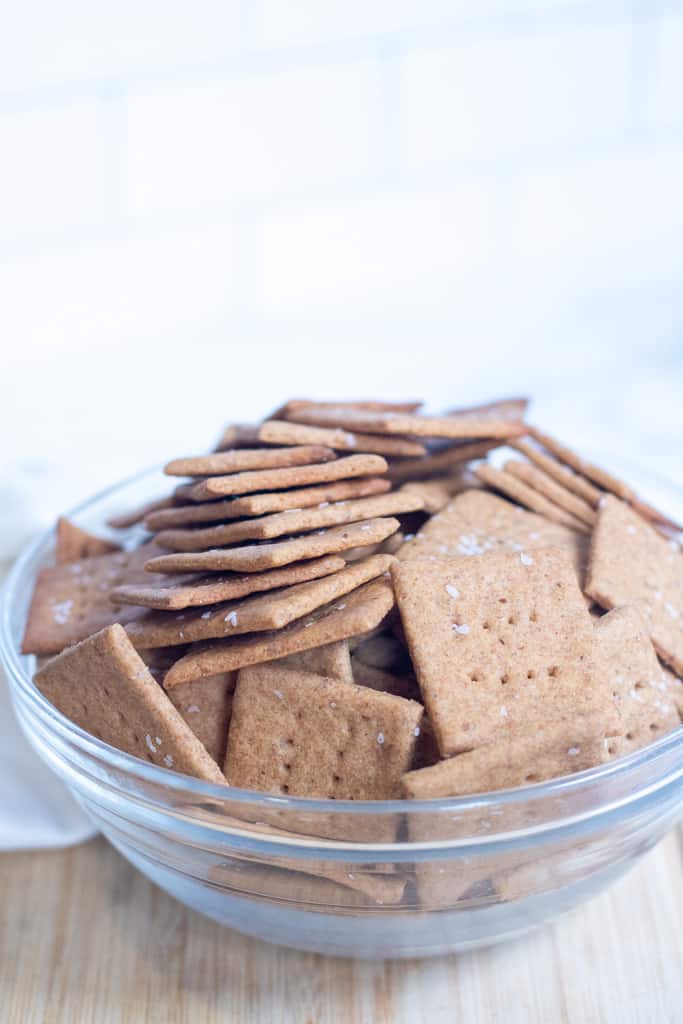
[594,606,681,758]
[274,398,423,419]
[144,477,390,530]
[391,547,616,757]
[224,664,422,800]
[402,718,610,798]
[397,489,589,585]
[155,491,424,551]
[285,405,525,440]
[145,517,399,575]
[504,460,597,527]
[108,495,177,530]
[256,419,427,457]
[34,625,225,783]
[22,543,168,656]
[125,555,394,649]
[400,477,469,514]
[510,437,602,506]
[445,396,529,424]
[111,555,345,610]
[475,463,589,532]
[185,453,388,501]
[276,641,354,683]
[386,442,498,484]
[163,577,395,686]
[167,672,236,765]
[586,496,683,676]
[164,445,336,478]
[55,517,121,564]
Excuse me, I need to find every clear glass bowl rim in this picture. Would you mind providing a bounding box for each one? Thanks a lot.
[2,461,682,830]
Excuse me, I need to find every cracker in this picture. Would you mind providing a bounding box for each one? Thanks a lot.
[402,719,609,798]
[110,555,345,610]
[256,419,428,457]
[145,517,399,575]
[285,405,525,440]
[275,398,423,418]
[107,495,176,530]
[661,662,683,716]
[55,517,121,564]
[386,442,497,483]
[144,477,391,530]
[594,606,680,757]
[223,664,422,800]
[155,491,424,551]
[510,437,602,506]
[398,490,589,584]
[167,672,236,765]
[475,463,589,532]
[185,453,388,501]
[163,578,395,686]
[504,460,597,527]
[391,547,615,756]
[34,624,225,783]
[586,496,683,675]
[276,641,354,683]
[125,554,394,648]
[164,445,336,478]
[400,477,469,514]
[21,543,168,656]
[445,396,529,424]
[214,423,260,450]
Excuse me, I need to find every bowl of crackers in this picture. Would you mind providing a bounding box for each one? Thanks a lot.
[3,397,683,959]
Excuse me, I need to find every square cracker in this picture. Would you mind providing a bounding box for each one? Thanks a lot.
[285,405,525,440]
[475,463,588,532]
[185,453,388,501]
[586,496,683,675]
[144,477,390,530]
[386,441,497,484]
[111,555,345,610]
[167,672,236,765]
[22,543,168,656]
[163,577,395,686]
[504,460,596,527]
[256,419,427,457]
[145,517,399,575]
[34,625,225,783]
[125,554,394,648]
[402,718,610,798]
[398,489,589,585]
[275,641,353,683]
[55,517,121,564]
[155,491,424,551]
[164,445,336,478]
[594,606,681,758]
[392,547,613,757]
[510,437,601,506]
[224,664,422,800]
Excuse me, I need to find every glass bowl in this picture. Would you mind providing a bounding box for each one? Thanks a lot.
[2,463,683,960]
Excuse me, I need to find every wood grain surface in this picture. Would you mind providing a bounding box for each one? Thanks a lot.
[2,828,682,1023]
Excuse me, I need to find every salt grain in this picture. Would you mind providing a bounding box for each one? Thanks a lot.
[520,553,534,566]
[452,623,470,635]
[377,732,385,745]
[145,734,157,753]
[567,746,580,756]
[225,610,239,626]
[445,584,460,600]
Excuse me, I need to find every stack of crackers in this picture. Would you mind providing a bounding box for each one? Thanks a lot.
[25,397,683,809]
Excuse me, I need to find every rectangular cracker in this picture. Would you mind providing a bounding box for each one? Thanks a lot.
[398,489,589,585]
[55,517,121,564]
[586,495,683,676]
[144,517,399,575]
[163,578,395,686]
[504,460,597,526]
[402,718,609,798]
[166,672,236,765]
[391,547,614,757]
[274,398,423,419]
[594,606,681,758]
[110,555,345,610]
[224,664,422,799]
[276,641,354,683]
[34,624,226,783]
[22,543,168,656]
[399,477,469,514]
[510,437,602,506]
[445,396,529,424]
[107,494,176,530]
[256,420,428,457]
[155,491,424,551]
[285,405,525,440]
[125,554,394,648]
[386,441,498,484]
[185,453,388,501]
[475,463,589,532]
[164,445,336,478]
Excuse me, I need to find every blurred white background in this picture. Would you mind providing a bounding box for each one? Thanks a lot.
[1,0,682,557]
